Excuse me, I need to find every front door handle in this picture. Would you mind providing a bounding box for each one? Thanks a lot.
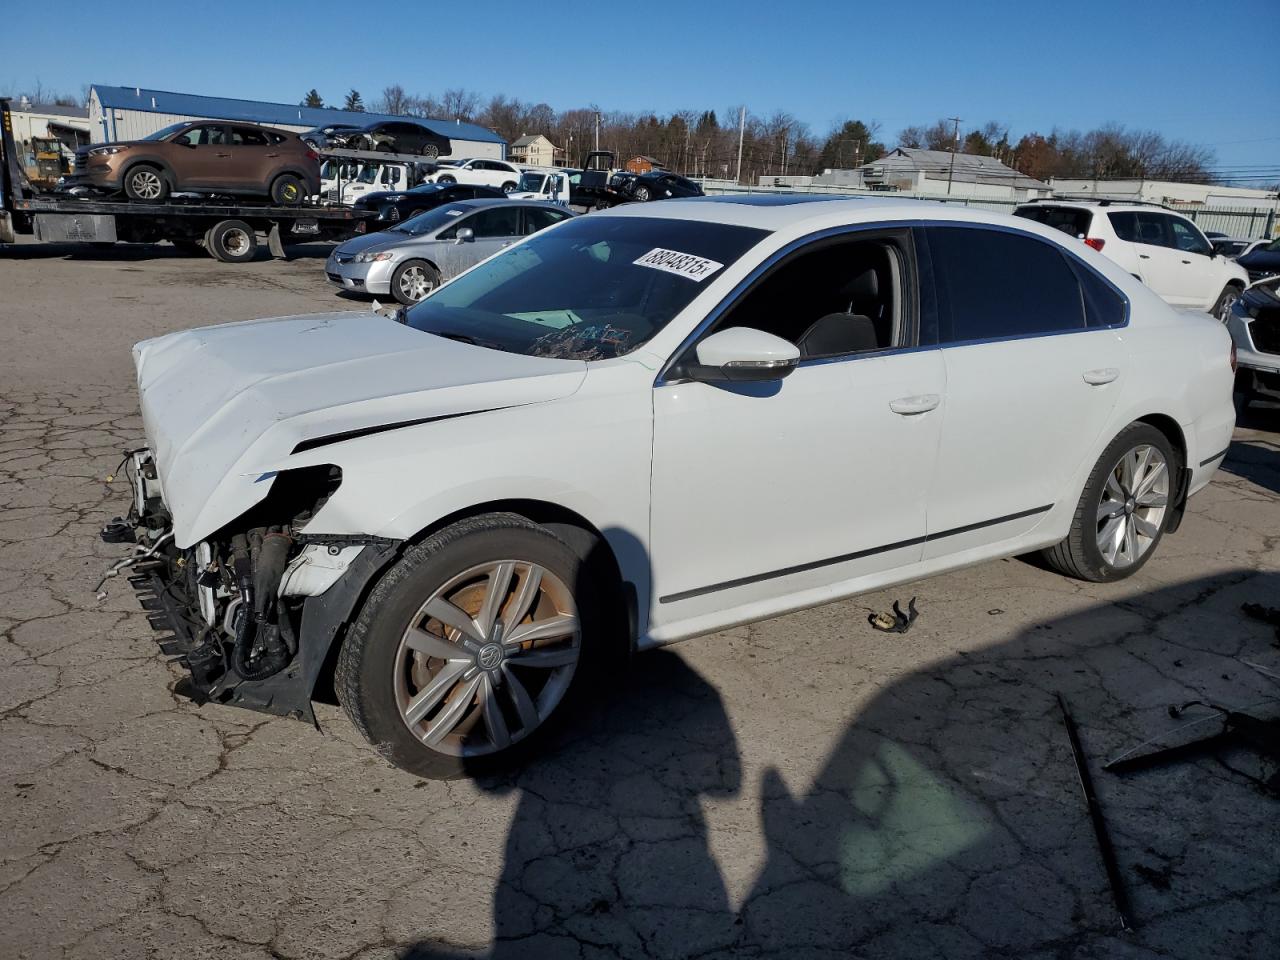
[215,152,232,158]
[1083,368,1120,385]
[889,394,941,415]
[1181,259,1192,264]
[1138,253,1150,260]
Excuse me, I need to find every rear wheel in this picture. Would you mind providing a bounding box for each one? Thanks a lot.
[390,259,440,304]
[421,144,440,159]
[501,181,517,194]
[336,514,597,778]
[269,173,305,205]
[437,175,456,185]
[205,220,258,263]
[1042,423,1178,582]
[123,164,168,202]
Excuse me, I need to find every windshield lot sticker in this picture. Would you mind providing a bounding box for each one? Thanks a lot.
[633,248,724,282]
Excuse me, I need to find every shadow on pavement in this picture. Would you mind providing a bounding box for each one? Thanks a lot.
[403,570,1280,960]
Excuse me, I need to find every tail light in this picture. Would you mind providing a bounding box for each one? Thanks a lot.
[1230,342,1237,374]
[306,149,319,162]
[1083,237,1106,252]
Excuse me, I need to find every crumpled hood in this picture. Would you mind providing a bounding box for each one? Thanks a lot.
[134,311,587,547]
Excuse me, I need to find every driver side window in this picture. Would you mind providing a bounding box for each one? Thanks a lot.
[713,234,909,360]
[1169,217,1210,255]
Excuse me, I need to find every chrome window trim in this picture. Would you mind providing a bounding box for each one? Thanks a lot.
[655,218,1130,387]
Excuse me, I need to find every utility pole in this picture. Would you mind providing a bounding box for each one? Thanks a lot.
[735,106,746,185]
[946,116,962,195]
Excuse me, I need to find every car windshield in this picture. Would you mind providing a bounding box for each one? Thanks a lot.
[407,184,445,195]
[518,172,548,192]
[143,122,191,142]
[356,166,385,184]
[404,216,770,359]
[1264,238,1280,253]
[390,203,472,236]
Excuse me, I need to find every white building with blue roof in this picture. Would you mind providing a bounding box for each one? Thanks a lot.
[86,85,506,160]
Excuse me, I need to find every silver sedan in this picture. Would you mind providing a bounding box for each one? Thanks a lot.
[325,199,575,305]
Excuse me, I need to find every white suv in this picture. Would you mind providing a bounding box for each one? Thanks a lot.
[425,157,524,193]
[1015,200,1247,318]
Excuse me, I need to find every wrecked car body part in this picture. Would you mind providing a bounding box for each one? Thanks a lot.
[94,531,174,599]
[1057,693,1134,933]
[869,597,918,634]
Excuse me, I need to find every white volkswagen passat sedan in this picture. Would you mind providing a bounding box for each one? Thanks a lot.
[113,196,1235,778]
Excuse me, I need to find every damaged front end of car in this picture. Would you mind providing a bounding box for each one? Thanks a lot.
[99,451,399,724]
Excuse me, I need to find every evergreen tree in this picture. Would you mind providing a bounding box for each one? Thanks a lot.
[343,89,364,112]
[301,89,324,108]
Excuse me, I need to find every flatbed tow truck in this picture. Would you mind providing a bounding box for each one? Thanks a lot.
[0,98,374,262]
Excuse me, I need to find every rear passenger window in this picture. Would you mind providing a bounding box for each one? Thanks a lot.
[928,227,1087,342]
[1070,261,1127,328]
[1108,212,1138,242]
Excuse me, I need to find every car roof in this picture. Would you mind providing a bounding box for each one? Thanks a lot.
[1015,199,1176,213]
[594,194,957,230]
[446,198,571,211]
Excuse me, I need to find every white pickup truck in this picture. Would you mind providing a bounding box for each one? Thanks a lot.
[508,169,571,206]
[328,161,434,205]
[424,157,525,193]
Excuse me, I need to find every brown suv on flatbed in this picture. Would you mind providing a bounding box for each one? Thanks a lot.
[74,121,320,204]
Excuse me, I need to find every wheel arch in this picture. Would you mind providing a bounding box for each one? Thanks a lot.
[312,498,635,708]
[1132,412,1191,533]
[1133,412,1187,465]
[121,157,175,189]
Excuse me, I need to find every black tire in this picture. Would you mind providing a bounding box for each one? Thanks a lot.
[375,141,392,153]
[170,239,203,255]
[633,185,652,202]
[122,164,169,202]
[420,144,440,159]
[389,259,441,305]
[1212,284,1242,322]
[205,220,258,263]
[269,173,305,205]
[335,513,603,778]
[1041,423,1180,582]
[437,175,456,185]
[501,181,517,194]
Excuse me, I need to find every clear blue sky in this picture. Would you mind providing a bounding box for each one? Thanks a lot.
[3,0,1276,178]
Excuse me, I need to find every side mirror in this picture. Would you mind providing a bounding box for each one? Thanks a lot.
[455,226,475,244]
[680,327,800,383]
[174,135,193,147]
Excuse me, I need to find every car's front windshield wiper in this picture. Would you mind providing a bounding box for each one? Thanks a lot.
[434,330,504,351]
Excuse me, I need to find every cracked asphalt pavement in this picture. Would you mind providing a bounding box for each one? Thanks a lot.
[2,238,1279,959]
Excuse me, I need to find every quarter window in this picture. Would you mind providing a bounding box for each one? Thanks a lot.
[928,227,1088,342]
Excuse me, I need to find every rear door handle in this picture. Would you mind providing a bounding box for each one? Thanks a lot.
[1083,368,1120,385]
[215,152,232,158]
[1138,254,1150,260]
[889,394,941,415]
[1181,259,1192,264]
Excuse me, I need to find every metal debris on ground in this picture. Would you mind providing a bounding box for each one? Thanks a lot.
[1104,700,1280,792]
[1056,692,1134,933]
[868,597,918,633]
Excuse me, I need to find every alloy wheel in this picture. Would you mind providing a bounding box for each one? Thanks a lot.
[1216,289,1239,322]
[398,266,435,302]
[393,560,581,756]
[1096,444,1169,569]
[130,170,162,200]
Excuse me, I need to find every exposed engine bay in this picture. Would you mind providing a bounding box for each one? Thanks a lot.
[98,449,396,721]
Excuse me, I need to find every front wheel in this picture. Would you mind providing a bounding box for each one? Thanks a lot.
[336,514,597,778]
[1041,423,1179,582]
[633,185,652,202]
[390,259,441,304]
[1212,284,1242,322]
[437,175,456,185]
[123,165,169,202]
[420,144,440,159]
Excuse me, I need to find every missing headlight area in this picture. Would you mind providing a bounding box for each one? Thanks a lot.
[99,458,362,720]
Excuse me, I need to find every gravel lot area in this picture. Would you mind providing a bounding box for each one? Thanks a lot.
[2,239,1279,959]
